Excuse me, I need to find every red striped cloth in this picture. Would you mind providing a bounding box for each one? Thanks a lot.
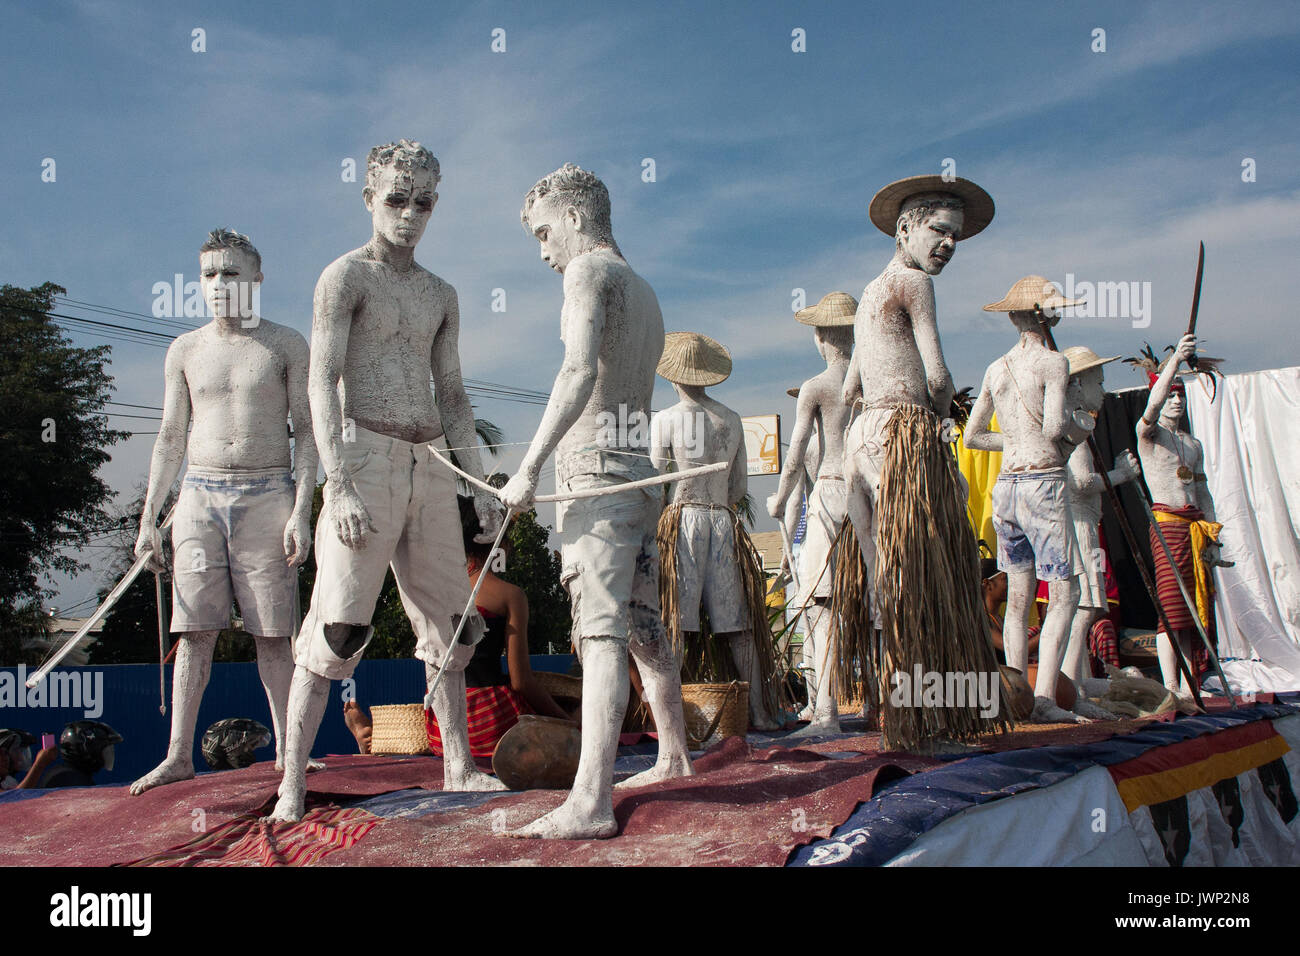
[426,685,528,759]
[125,806,379,867]
[1089,617,1119,674]
[1149,503,1216,675]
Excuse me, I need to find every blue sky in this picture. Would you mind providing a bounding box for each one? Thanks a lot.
[3,0,1298,611]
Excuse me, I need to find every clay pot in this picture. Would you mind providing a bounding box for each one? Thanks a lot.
[491,715,582,791]
[1024,664,1077,711]
[998,666,1034,721]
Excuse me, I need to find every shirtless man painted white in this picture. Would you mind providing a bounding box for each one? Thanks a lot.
[768,293,856,733]
[1059,347,1141,710]
[965,277,1095,723]
[501,163,693,839]
[1136,334,1220,697]
[131,229,318,794]
[269,140,505,823]
[651,333,777,729]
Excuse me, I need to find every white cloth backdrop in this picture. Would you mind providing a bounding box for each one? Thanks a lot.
[1186,367,1300,693]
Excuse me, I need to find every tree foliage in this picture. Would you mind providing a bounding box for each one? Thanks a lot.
[0,282,126,612]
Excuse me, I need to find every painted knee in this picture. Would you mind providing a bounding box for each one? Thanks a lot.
[324,622,370,660]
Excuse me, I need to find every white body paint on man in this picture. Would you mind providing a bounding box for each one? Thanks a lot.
[131,229,318,795]
[1136,334,1219,698]
[651,332,777,730]
[501,163,693,840]
[1058,347,1140,715]
[965,277,1094,723]
[269,140,506,823]
[767,293,856,733]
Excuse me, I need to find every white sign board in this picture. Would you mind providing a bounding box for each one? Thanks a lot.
[743,414,781,476]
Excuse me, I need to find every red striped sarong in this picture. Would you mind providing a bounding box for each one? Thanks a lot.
[1088,617,1119,675]
[1149,503,1216,675]
[425,685,529,760]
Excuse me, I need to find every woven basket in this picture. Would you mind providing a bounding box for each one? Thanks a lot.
[682,681,749,749]
[369,703,431,755]
[534,671,583,703]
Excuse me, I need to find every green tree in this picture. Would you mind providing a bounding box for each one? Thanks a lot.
[0,282,126,665]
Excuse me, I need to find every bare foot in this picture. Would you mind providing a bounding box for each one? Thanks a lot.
[508,799,618,840]
[275,756,326,772]
[129,756,195,795]
[750,715,782,732]
[1030,696,1089,724]
[785,716,842,738]
[443,763,508,792]
[795,704,814,722]
[342,700,373,754]
[615,752,694,790]
[264,785,305,824]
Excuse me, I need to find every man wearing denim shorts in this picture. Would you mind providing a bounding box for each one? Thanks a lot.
[131,229,318,795]
[501,163,693,839]
[269,141,506,823]
[965,275,1096,723]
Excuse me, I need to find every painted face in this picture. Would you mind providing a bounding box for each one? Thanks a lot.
[528,196,583,274]
[1075,366,1105,414]
[1164,389,1185,421]
[199,248,261,320]
[900,207,964,275]
[366,164,437,248]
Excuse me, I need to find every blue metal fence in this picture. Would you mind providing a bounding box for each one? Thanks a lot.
[0,655,576,786]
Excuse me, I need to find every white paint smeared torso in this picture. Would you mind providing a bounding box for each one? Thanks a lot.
[327,253,452,443]
[177,320,303,471]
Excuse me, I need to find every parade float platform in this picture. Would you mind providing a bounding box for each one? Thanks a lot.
[3,695,1297,867]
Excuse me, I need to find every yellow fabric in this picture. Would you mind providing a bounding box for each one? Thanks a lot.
[955,413,1002,553]
[1115,734,1289,813]
[1153,509,1223,631]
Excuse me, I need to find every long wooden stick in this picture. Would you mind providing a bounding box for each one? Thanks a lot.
[27,508,177,688]
[427,444,727,502]
[1035,317,1206,708]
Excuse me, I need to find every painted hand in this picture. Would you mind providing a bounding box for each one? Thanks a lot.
[283,512,313,567]
[329,480,377,550]
[765,493,783,520]
[1114,450,1141,483]
[1174,333,1198,364]
[134,521,166,572]
[473,491,506,544]
[500,471,537,513]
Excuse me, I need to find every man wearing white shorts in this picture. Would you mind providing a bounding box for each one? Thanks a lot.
[651,332,777,729]
[131,229,318,795]
[296,429,481,680]
[768,293,857,732]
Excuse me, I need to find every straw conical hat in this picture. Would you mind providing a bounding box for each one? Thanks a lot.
[795,291,858,327]
[983,275,1085,313]
[869,174,995,240]
[786,386,800,398]
[657,331,732,386]
[1062,346,1120,377]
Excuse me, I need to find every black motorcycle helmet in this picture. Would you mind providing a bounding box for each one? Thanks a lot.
[201,718,271,770]
[58,721,123,775]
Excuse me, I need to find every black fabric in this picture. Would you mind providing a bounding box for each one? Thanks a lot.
[464,610,508,688]
[1092,388,1194,631]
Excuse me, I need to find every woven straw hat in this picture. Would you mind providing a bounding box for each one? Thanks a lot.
[795,291,858,327]
[869,174,995,240]
[657,331,732,386]
[786,386,800,398]
[983,275,1085,313]
[1062,345,1120,377]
